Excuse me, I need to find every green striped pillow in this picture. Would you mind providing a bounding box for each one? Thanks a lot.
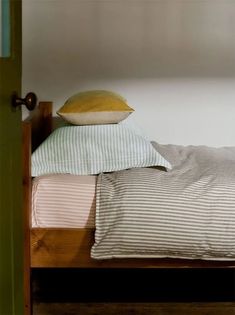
[31,125,171,176]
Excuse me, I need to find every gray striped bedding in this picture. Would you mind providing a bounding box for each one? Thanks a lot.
[91,142,235,260]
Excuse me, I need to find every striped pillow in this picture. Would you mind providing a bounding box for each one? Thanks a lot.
[31,125,171,176]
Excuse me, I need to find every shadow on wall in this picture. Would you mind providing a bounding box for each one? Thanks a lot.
[23,0,235,79]
[22,1,235,147]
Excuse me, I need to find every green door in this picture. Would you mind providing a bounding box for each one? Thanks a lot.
[0,0,24,314]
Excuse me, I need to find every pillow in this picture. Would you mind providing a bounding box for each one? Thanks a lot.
[31,125,171,176]
[57,90,134,125]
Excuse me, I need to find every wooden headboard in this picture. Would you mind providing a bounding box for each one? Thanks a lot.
[23,102,53,152]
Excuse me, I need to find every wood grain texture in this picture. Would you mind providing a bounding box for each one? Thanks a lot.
[31,228,235,268]
[25,102,53,151]
[23,101,53,314]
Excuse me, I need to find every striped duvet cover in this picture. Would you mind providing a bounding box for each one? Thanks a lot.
[91,143,235,260]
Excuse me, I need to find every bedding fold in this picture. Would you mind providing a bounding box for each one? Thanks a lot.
[91,143,235,260]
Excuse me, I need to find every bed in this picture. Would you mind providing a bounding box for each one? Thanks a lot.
[22,101,235,270]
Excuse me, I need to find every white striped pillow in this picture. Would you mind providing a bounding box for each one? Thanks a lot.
[31,125,171,176]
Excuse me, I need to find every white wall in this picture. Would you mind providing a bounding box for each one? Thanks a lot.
[22,0,235,146]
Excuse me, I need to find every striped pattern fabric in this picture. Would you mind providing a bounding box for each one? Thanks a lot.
[91,144,235,260]
[32,174,96,228]
[31,125,171,176]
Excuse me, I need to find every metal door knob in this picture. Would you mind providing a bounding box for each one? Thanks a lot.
[12,92,37,111]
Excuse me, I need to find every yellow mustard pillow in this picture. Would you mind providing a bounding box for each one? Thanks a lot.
[57,90,134,125]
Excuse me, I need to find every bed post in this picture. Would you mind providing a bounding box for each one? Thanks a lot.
[22,121,32,315]
[22,101,52,314]
[28,102,53,151]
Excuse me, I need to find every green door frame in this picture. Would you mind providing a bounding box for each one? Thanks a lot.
[0,0,24,314]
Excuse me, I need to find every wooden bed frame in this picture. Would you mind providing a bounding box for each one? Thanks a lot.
[22,101,235,313]
[22,102,235,270]
[22,102,235,269]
